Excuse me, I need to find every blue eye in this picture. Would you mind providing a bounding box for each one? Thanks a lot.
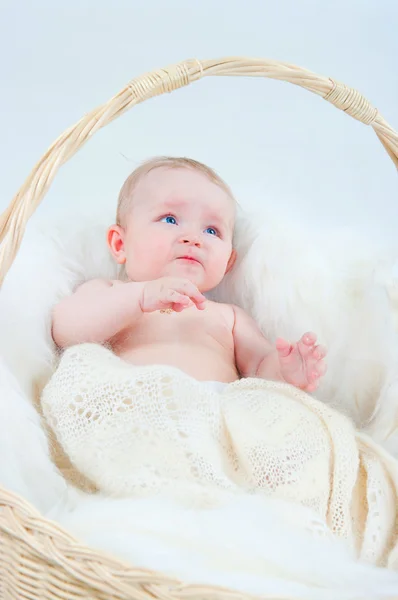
[205,227,218,236]
[161,215,177,225]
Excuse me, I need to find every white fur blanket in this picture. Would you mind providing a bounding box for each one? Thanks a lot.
[2,207,398,598]
[53,492,398,599]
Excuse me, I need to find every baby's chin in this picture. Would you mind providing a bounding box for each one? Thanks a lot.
[163,263,219,293]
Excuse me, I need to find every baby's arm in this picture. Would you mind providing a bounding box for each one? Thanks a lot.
[52,279,144,348]
[232,305,326,392]
[52,276,206,348]
[232,305,281,380]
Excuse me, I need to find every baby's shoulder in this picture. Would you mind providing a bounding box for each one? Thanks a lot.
[76,277,121,292]
[206,301,256,328]
[68,278,122,300]
[206,299,235,328]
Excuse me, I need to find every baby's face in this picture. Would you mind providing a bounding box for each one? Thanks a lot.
[114,167,236,292]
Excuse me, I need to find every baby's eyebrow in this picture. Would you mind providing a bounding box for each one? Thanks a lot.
[159,197,186,207]
[206,212,234,230]
[206,212,226,223]
[146,198,183,213]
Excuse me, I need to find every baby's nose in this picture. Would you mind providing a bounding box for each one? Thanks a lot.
[180,234,201,247]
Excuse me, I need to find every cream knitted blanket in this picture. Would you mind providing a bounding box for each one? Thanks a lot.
[42,343,398,569]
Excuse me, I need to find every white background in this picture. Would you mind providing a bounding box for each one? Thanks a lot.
[0,0,397,232]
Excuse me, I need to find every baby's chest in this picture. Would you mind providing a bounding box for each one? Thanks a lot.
[139,306,234,347]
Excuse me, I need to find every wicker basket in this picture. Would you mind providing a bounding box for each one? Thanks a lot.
[0,57,397,600]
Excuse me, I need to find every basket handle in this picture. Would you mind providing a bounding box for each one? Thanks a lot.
[0,57,397,286]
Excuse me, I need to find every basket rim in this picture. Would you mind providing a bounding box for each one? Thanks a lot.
[0,56,397,287]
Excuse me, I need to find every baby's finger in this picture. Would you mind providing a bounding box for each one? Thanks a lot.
[172,302,189,312]
[309,370,321,381]
[304,381,318,393]
[297,332,317,357]
[301,332,317,346]
[314,361,327,377]
[174,281,206,309]
[312,345,327,360]
[307,360,327,383]
[188,289,207,309]
[276,338,293,358]
[162,290,190,308]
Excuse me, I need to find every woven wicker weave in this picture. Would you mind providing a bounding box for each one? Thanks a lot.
[0,57,397,599]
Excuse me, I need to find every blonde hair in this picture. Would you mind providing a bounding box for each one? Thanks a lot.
[116,156,235,225]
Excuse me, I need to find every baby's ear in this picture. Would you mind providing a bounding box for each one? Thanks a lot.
[107,225,127,264]
[225,249,237,274]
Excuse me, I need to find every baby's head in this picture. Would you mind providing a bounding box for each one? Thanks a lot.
[107,157,237,292]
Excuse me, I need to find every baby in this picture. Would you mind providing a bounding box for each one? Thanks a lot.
[52,157,326,391]
[44,158,398,564]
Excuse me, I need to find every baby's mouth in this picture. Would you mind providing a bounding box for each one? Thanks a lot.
[177,256,201,265]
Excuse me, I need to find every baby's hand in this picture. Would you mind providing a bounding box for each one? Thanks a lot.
[140,277,207,313]
[276,332,327,392]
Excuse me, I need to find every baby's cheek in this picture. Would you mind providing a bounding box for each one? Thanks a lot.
[139,233,164,254]
[148,237,174,270]
[129,238,164,275]
[152,237,172,260]
[207,257,229,284]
